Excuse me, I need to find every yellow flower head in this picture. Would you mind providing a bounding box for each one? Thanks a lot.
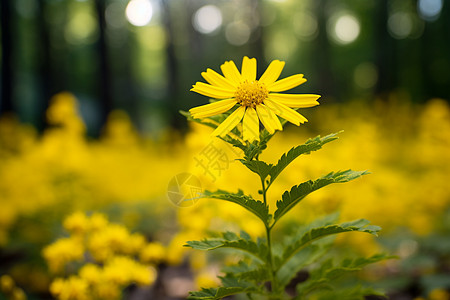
[63,212,89,236]
[190,56,320,142]
[43,237,84,273]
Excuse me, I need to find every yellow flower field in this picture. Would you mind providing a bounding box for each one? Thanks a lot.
[0,92,449,298]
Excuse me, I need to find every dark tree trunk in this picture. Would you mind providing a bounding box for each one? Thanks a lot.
[94,0,113,132]
[162,0,184,130]
[314,0,335,99]
[252,0,265,73]
[1,0,14,114]
[36,0,54,129]
[374,0,395,99]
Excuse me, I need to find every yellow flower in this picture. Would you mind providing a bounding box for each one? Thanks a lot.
[63,212,89,236]
[140,242,166,264]
[50,276,89,300]
[43,237,84,273]
[0,275,14,293]
[189,56,320,141]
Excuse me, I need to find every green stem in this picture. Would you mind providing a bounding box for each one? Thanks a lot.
[261,176,280,299]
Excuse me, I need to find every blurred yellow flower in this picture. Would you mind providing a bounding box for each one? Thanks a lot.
[428,289,450,300]
[43,237,84,273]
[190,56,320,141]
[103,256,155,286]
[50,276,89,300]
[87,223,130,262]
[63,211,89,236]
[140,242,166,264]
[78,264,101,285]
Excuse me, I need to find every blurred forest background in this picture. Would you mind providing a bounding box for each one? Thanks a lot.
[1,0,449,135]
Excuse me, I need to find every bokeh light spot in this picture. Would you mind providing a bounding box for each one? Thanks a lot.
[388,12,412,39]
[332,14,360,45]
[192,5,222,35]
[106,2,127,29]
[65,11,99,45]
[417,0,443,21]
[126,0,153,27]
[293,11,318,41]
[225,22,251,46]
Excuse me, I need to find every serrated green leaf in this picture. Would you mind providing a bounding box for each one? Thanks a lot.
[295,254,392,299]
[236,133,340,182]
[273,170,368,224]
[266,132,341,187]
[276,242,332,288]
[202,190,271,225]
[187,287,247,300]
[223,261,271,283]
[185,231,268,262]
[277,220,381,274]
[238,159,272,178]
[187,274,263,300]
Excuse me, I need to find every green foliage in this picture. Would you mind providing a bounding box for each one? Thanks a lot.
[202,190,271,225]
[186,231,268,262]
[239,132,341,188]
[294,285,385,300]
[273,170,369,224]
[275,219,381,287]
[181,116,390,300]
[295,254,392,299]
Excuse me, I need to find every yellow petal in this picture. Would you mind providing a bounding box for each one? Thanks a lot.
[264,99,308,125]
[256,104,282,134]
[268,94,321,108]
[190,99,237,118]
[267,74,306,92]
[241,56,257,82]
[259,60,285,86]
[191,82,235,99]
[243,107,260,142]
[201,68,237,89]
[220,61,242,85]
[213,106,245,137]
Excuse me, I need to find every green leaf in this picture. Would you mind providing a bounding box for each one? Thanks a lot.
[275,213,341,286]
[223,261,271,283]
[237,133,340,182]
[202,190,271,225]
[187,287,249,300]
[266,132,340,187]
[185,231,268,262]
[295,254,392,299]
[188,274,263,300]
[221,127,277,161]
[273,170,369,224]
[277,219,381,274]
[277,242,332,288]
[237,159,271,179]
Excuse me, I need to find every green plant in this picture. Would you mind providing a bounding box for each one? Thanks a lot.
[183,57,390,299]
[182,118,389,299]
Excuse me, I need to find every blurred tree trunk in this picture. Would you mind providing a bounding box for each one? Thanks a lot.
[0,0,14,115]
[251,0,265,73]
[36,0,53,129]
[374,0,395,99]
[314,0,335,99]
[94,0,113,132]
[162,0,184,130]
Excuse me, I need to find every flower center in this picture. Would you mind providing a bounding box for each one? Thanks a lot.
[234,80,268,108]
